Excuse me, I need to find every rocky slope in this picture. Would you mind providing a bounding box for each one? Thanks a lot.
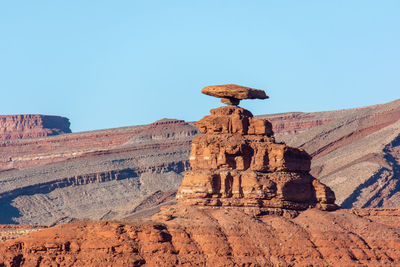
[0,100,398,225]
[262,99,400,209]
[0,119,197,225]
[0,225,44,242]
[0,115,71,140]
[0,207,400,266]
[1,82,399,266]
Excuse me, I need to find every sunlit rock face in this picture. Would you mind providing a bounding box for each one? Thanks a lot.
[177,84,337,211]
[0,114,71,140]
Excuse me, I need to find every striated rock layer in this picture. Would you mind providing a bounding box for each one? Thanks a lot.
[263,99,400,208]
[0,119,197,225]
[1,207,400,266]
[177,92,337,211]
[0,100,398,226]
[0,115,71,140]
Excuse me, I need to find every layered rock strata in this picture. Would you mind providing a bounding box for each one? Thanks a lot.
[1,99,397,226]
[0,119,197,225]
[267,99,400,208]
[2,208,400,266]
[177,85,337,211]
[0,115,71,140]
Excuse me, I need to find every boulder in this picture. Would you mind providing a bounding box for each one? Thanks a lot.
[202,84,268,106]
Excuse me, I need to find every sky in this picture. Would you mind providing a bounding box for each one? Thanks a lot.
[0,1,399,132]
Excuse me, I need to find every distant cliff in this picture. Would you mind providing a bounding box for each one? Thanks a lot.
[0,115,71,140]
[0,119,197,225]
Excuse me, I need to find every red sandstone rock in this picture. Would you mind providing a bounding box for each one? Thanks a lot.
[0,115,71,140]
[263,99,400,208]
[177,90,337,211]
[195,106,273,136]
[202,84,268,102]
[220,97,240,106]
[1,99,399,228]
[1,208,400,266]
[0,90,398,266]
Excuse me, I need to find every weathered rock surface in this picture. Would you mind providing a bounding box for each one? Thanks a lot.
[0,225,45,242]
[0,100,398,226]
[220,97,240,106]
[0,119,197,225]
[1,207,400,266]
[202,84,268,106]
[0,115,71,140]
[263,99,400,209]
[0,93,399,265]
[177,88,337,211]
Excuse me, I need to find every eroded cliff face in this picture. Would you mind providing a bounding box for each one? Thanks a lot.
[0,100,398,225]
[1,208,400,266]
[0,89,399,266]
[0,115,71,140]
[0,119,197,225]
[177,105,336,211]
[275,99,400,209]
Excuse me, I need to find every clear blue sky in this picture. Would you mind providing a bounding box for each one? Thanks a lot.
[1,1,399,132]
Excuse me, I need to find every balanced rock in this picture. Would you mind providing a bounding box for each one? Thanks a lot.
[177,85,337,211]
[202,84,268,106]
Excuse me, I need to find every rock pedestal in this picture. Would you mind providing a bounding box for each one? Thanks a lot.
[177,84,337,211]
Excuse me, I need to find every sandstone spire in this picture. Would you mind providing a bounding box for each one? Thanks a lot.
[177,84,337,212]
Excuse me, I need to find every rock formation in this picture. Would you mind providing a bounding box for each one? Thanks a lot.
[262,99,400,208]
[0,119,196,225]
[1,208,400,266]
[0,225,44,242]
[0,89,399,266]
[202,84,268,106]
[0,115,71,140]
[177,84,337,212]
[0,99,398,225]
